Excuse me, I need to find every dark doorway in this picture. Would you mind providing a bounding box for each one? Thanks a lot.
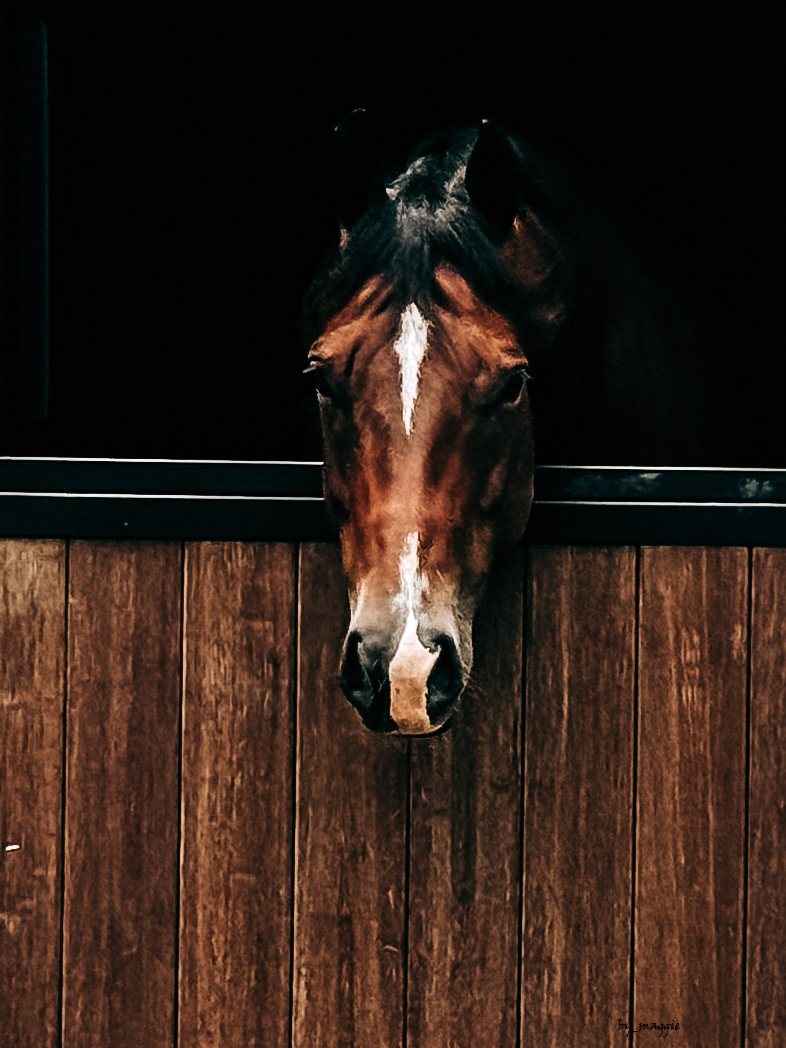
[2,3,782,464]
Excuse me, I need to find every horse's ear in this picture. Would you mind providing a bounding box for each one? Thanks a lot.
[468,121,570,330]
[465,120,521,235]
[332,108,386,231]
[500,211,568,330]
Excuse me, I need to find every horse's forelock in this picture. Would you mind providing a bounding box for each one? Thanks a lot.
[307,132,518,339]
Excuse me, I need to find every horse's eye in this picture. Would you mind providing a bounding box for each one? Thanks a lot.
[313,370,335,400]
[488,370,527,409]
[305,362,337,401]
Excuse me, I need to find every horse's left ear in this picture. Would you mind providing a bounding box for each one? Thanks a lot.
[465,120,521,235]
[332,108,387,231]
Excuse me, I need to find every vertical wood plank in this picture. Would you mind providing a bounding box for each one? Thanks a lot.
[0,541,66,1048]
[747,548,786,1047]
[522,546,636,1047]
[63,541,181,1048]
[636,547,747,1047]
[406,547,524,1047]
[293,543,408,1048]
[178,542,297,1048]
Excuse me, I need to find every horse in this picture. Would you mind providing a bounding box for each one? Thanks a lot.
[303,110,731,736]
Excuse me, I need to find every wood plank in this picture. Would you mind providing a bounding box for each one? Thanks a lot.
[63,541,181,1048]
[747,548,786,1047]
[636,547,747,1047]
[406,546,524,1047]
[0,540,66,1048]
[522,546,636,1047]
[293,543,408,1048]
[178,542,297,1048]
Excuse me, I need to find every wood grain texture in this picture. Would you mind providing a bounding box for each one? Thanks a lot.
[178,542,297,1048]
[63,542,181,1048]
[0,541,66,1048]
[747,548,786,1047]
[293,543,408,1048]
[406,546,524,1047]
[636,547,747,1047]
[522,546,636,1047]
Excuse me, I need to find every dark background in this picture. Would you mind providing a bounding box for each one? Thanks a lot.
[2,2,783,464]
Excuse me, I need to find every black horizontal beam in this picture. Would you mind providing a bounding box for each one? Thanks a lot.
[1,459,785,501]
[527,501,786,547]
[531,466,786,504]
[0,459,784,544]
[0,494,783,546]
[0,457,326,496]
[0,492,334,542]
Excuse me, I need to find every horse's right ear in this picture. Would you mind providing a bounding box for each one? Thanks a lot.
[332,109,386,231]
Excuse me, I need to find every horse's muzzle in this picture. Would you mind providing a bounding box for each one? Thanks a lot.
[340,626,466,735]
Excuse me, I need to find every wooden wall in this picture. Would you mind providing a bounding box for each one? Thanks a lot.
[1,539,784,1047]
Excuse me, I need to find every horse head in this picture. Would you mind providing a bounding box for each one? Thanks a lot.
[306,114,569,734]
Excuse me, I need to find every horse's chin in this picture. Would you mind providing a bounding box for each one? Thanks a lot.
[364,717,453,739]
[397,717,454,739]
[354,708,455,738]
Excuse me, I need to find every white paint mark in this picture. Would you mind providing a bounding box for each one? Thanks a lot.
[393,304,428,435]
[740,478,775,498]
[389,532,438,734]
[4,844,20,853]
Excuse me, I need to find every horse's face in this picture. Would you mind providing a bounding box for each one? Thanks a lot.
[311,265,534,734]
[309,117,566,734]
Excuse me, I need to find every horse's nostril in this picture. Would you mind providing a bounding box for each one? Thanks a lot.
[340,632,396,732]
[340,631,368,698]
[426,634,464,719]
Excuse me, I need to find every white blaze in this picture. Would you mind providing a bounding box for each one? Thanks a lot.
[389,532,438,734]
[396,530,421,614]
[394,303,428,435]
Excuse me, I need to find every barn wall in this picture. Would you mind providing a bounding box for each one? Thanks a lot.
[0,540,783,1047]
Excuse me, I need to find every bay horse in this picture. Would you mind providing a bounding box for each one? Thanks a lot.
[304,111,730,736]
